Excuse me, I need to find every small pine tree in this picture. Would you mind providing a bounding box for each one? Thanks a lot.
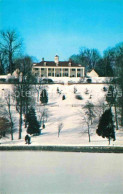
[40,89,48,104]
[26,107,40,135]
[96,108,115,145]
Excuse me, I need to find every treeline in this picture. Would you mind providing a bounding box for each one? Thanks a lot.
[0,29,37,75]
[71,42,123,129]
[70,42,123,77]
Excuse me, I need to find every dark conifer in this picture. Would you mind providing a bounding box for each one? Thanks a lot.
[40,89,48,104]
[26,107,40,135]
[96,108,115,144]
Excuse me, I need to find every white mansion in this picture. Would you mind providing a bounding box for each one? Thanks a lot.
[32,55,85,78]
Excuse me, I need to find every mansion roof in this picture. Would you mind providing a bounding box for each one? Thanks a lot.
[33,61,84,68]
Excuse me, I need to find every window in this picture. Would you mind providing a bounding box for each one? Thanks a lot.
[41,68,44,70]
[72,69,75,71]
[48,73,51,76]
[77,69,80,71]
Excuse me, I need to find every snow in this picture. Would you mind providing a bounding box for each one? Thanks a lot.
[0,83,123,146]
[1,152,123,194]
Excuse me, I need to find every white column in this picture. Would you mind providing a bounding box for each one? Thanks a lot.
[40,68,41,77]
[54,68,55,77]
[47,68,48,77]
[83,67,85,77]
[61,68,62,77]
[69,68,70,77]
[76,68,77,77]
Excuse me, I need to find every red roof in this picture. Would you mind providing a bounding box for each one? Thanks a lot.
[33,61,83,68]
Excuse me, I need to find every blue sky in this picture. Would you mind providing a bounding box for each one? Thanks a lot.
[0,0,123,61]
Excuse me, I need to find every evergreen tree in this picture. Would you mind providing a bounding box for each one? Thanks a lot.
[96,108,115,145]
[40,89,48,104]
[26,107,40,135]
[106,85,119,130]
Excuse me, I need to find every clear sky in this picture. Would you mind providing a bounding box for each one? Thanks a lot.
[0,0,123,61]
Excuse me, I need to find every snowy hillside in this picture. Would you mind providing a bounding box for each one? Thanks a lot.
[0,83,123,146]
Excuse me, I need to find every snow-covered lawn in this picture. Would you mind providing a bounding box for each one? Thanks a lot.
[0,83,123,146]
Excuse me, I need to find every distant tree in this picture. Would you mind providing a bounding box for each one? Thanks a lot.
[103,50,114,77]
[26,107,40,135]
[70,48,101,73]
[14,55,36,83]
[40,89,48,104]
[96,108,115,145]
[69,54,81,64]
[0,29,22,73]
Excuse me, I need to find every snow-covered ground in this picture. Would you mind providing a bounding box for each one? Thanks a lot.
[0,83,123,146]
[1,152,123,194]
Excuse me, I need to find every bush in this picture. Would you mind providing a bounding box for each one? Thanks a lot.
[62,95,66,100]
[8,78,19,83]
[75,94,83,100]
[42,78,53,84]
[103,87,108,92]
[86,78,92,83]
[40,89,48,104]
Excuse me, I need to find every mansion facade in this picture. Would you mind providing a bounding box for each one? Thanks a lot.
[32,55,85,78]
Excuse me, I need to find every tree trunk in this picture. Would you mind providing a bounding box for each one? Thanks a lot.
[114,105,119,130]
[19,103,23,139]
[24,103,28,128]
[88,125,91,142]
[121,105,123,126]
[11,126,14,140]
[121,90,123,126]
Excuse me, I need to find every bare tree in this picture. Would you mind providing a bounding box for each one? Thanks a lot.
[5,92,15,140]
[13,56,36,139]
[0,29,22,73]
[37,107,48,128]
[0,93,15,140]
[83,102,96,142]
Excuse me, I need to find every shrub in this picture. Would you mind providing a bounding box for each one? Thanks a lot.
[75,94,83,100]
[62,95,66,100]
[40,89,48,104]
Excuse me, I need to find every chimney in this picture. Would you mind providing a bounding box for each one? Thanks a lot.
[54,55,59,64]
[42,57,44,61]
[69,58,72,66]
